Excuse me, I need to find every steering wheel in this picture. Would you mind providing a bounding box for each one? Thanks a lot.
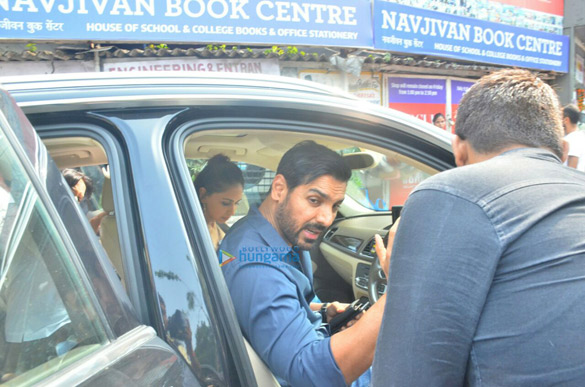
[368,255,387,303]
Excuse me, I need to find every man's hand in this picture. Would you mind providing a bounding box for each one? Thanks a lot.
[89,211,108,235]
[374,218,400,278]
[324,302,363,330]
[324,301,347,322]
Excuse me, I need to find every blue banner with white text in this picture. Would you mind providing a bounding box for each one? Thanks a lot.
[0,0,372,48]
[0,0,571,72]
[373,1,569,73]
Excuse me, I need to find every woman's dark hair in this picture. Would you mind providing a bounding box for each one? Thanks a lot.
[432,113,445,124]
[194,154,244,198]
[62,168,93,200]
[276,140,351,192]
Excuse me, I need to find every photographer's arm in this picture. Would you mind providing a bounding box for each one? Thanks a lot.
[329,219,397,384]
[330,293,386,383]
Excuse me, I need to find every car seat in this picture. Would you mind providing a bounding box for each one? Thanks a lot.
[242,337,280,386]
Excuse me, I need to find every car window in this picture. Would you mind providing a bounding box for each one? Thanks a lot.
[188,159,275,225]
[42,127,236,385]
[340,147,434,210]
[42,136,126,290]
[187,143,436,216]
[0,132,108,384]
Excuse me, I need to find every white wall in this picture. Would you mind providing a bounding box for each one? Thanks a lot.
[0,60,95,76]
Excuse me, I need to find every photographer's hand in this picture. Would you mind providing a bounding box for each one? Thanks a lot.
[374,217,400,278]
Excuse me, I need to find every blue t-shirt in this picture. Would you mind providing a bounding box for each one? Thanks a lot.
[220,207,345,387]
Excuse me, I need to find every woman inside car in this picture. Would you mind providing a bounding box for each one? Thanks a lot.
[62,168,107,235]
[63,168,93,205]
[194,154,244,251]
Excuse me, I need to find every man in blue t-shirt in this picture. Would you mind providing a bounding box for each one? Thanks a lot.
[221,140,387,387]
[372,70,585,386]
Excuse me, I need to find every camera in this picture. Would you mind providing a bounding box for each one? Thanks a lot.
[329,296,371,334]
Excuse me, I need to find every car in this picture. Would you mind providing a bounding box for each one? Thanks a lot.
[0,72,454,385]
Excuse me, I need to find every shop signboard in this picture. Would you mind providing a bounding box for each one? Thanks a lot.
[374,1,569,73]
[387,76,446,125]
[0,0,372,48]
[475,0,563,35]
[386,0,563,35]
[103,58,280,74]
[349,72,382,105]
[298,70,383,105]
[490,0,563,17]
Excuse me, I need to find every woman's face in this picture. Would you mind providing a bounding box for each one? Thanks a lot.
[433,116,447,129]
[200,184,243,224]
[71,178,87,202]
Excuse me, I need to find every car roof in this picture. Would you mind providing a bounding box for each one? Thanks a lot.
[0,71,349,95]
[0,71,355,105]
[0,72,454,153]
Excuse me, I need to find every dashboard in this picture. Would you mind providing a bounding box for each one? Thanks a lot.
[319,214,393,299]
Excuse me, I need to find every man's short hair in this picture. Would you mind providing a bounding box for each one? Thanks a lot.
[276,140,351,191]
[563,104,581,125]
[455,69,564,159]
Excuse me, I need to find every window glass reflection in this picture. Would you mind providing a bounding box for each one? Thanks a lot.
[0,132,108,384]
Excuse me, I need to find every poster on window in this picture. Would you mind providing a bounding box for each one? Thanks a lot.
[387,77,446,125]
[451,80,475,127]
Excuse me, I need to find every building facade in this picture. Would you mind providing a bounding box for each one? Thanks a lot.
[0,0,579,128]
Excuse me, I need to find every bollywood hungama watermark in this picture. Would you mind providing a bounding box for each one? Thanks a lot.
[219,246,300,267]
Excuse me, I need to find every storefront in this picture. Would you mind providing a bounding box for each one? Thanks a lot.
[0,0,572,126]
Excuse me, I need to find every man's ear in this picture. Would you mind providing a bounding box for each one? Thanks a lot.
[270,174,288,202]
[198,187,207,199]
[452,135,469,167]
[561,139,569,163]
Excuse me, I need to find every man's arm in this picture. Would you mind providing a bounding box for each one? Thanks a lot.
[566,134,584,169]
[371,189,501,386]
[330,293,386,383]
[228,264,347,387]
[309,302,347,316]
